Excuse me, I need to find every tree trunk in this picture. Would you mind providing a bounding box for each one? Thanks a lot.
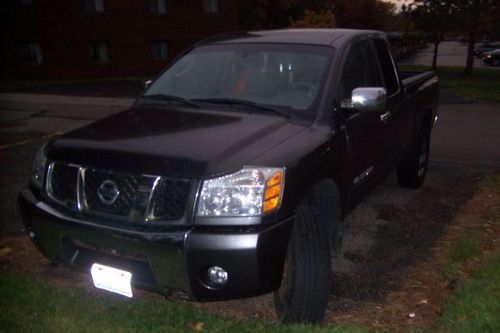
[465,0,481,76]
[465,34,476,76]
[432,40,439,70]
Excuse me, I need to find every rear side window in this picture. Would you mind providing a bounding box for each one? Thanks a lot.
[373,39,399,95]
[339,39,382,101]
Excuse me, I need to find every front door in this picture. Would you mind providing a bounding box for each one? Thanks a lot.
[337,38,393,201]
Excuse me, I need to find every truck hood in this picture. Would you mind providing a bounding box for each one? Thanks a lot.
[47,105,308,178]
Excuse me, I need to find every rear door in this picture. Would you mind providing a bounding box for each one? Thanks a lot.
[372,38,409,168]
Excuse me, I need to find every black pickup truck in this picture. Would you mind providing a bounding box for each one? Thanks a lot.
[19,29,438,324]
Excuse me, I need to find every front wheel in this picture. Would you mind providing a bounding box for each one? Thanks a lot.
[397,120,431,189]
[273,204,331,324]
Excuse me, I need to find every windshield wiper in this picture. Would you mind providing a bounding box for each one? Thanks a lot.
[192,98,290,118]
[142,94,200,108]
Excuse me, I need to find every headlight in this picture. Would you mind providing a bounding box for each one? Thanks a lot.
[196,167,285,217]
[31,144,47,189]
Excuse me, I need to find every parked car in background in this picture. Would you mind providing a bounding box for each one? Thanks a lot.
[474,42,500,58]
[483,49,500,66]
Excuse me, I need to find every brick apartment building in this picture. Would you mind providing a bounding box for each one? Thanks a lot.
[1,0,240,79]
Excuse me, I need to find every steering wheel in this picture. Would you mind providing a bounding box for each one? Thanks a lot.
[288,82,316,91]
[286,82,318,98]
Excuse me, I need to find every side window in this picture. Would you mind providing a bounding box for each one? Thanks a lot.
[339,39,382,101]
[373,39,399,95]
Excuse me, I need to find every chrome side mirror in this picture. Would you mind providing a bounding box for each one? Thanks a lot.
[342,87,387,113]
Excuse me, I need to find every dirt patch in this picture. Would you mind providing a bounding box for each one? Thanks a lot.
[0,236,86,289]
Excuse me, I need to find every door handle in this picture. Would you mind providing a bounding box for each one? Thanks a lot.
[380,111,391,123]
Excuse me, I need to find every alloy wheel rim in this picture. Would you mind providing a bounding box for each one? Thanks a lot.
[417,141,428,178]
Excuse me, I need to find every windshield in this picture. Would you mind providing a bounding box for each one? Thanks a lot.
[145,43,333,114]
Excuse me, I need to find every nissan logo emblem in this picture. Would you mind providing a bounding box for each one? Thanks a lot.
[97,180,120,205]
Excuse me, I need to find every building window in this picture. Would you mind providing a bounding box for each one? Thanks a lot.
[90,42,109,62]
[203,0,219,14]
[17,42,42,64]
[85,0,105,14]
[150,0,167,14]
[152,41,168,60]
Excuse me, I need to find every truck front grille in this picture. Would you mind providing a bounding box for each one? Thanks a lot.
[84,169,141,218]
[150,178,192,220]
[45,162,195,223]
[47,163,79,207]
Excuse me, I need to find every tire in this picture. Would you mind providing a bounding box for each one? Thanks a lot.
[273,204,331,324]
[397,119,431,189]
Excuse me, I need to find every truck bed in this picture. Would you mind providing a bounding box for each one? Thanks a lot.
[400,70,436,91]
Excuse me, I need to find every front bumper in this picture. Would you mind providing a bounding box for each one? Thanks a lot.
[18,188,292,300]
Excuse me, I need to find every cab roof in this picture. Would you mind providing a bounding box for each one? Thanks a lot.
[197,29,384,48]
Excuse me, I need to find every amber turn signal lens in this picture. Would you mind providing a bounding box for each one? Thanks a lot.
[264,184,281,200]
[263,197,279,213]
[262,170,283,213]
[266,171,282,187]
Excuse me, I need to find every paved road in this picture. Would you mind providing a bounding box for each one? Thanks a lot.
[432,104,500,167]
[0,93,132,141]
[0,92,499,312]
[400,41,500,69]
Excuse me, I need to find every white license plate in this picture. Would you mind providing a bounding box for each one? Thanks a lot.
[90,263,133,298]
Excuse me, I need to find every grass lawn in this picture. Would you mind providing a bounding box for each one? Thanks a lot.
[435,174,500,333]
[437,251,500,333]
[399,65,500,103]
[0,274,366,333]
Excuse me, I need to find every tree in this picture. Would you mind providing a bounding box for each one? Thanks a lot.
[239,0,398,31]
[404,0,500,74]
[289,9,336,28]
[450,0,500,75]
[332,0,398,30]
[239,0,331,30]
[403,0,454,70]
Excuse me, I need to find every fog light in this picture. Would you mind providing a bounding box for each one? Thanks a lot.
[207,266,228,286]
